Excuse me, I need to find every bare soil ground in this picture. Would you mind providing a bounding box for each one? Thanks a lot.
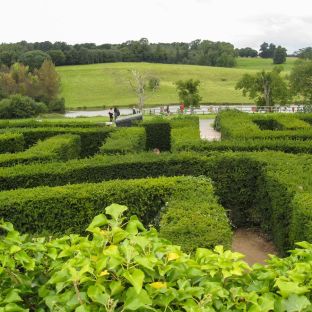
[232,228,277,265]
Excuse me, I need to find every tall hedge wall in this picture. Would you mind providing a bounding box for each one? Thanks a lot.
[143,120,171,151]
[0,176,232,251]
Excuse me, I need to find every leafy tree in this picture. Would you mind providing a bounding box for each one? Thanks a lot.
[19,50,50,70]
[35,59,61,103]
[259,42,276,58]
[235,67,291,106]
[273,46,287,64]
[289,60,312,104]
[237,47,258,57]
[175,79,202,108]
[295,47,312,60]
[48,49,66,65]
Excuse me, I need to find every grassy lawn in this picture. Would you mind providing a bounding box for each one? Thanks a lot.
[57,58,297,109]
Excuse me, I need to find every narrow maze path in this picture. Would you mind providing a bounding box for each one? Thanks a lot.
[232,229,278,265]
[199,119,221,141]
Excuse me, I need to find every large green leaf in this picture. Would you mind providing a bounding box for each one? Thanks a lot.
[124,287,152,310]
[282,294,311,312]
[105,204,127,221]
[86,214,108,232]
[123,269,145,294]
[87,285,110,305]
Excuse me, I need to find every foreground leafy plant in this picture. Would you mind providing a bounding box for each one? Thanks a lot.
[1,204,312,311]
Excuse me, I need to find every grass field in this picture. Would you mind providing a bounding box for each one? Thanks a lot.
[57,57,297,109]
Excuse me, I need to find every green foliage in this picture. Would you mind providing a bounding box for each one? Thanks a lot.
[170,115,201,151]
[175,79,202,108]
[47,49,66,65]
[0,176,231,252]
[0,118,103,128]
[273,46,287,64]
[0,94,47,119]
[19,50,50,70]
[0,126,112,157]
[296,47,312,60]
[143,120,171,151]
[2,206,312,311]
[216,111,312,140]
[235,67,291,106]
[0,60,63,112]
[259,42,276,58]
[160,177,232,252]
[0,133,24,153]
[0,152,213,191]
[289,59,312,104]
[0,134,80,167]
[100,127,146,154]
[237,47,258,57]
[46,97,65,113]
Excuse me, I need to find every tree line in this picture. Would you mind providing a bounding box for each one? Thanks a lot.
[0,39,237,68]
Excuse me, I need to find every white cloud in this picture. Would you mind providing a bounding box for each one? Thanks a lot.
[0,0,311,52]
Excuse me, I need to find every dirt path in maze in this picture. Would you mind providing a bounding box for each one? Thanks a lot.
[232,228,278,265]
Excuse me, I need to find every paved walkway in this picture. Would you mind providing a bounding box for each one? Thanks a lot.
[199,119,221,141]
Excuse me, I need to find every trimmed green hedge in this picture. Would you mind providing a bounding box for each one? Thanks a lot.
[246,151,312,253]
[175,138,312,154]
[0,133,24,153]
[143,120,171,151]
[0,134,81,167]
[0,118,104,128]
[170,116,201,151]
[100,127,146,154]
[0,127,112,157]
[216,110,312,140]
[0,176,232,251]
[159,176,232,252]
[0,152,214,191]
[1,146,312,254]
[253,114,310,130]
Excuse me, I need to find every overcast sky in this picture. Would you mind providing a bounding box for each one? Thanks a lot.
[1,0,311,52]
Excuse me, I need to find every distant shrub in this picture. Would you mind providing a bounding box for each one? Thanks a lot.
[0,94,47,119]
[46,97,65,113]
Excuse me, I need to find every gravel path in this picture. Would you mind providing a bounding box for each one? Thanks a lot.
[199,119,221,141]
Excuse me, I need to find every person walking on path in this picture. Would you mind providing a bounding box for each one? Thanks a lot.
[108,108,114,122]
[180,102,185,114]
[132,106,136,114]
[113,107,120,121]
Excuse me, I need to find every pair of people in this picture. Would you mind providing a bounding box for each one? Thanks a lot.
[108,107,120,122]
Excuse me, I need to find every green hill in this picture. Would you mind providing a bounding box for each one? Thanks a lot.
[57,57,297,109]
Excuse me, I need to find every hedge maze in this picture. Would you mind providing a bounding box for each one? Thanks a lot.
[3,114,312,309]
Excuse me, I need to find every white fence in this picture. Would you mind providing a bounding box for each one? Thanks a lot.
[143,105,305,115]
